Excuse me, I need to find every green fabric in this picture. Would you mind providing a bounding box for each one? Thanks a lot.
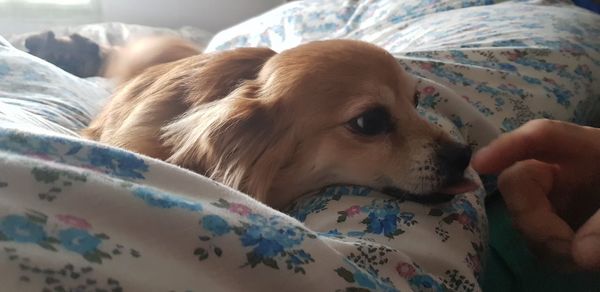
[482,192,600,291]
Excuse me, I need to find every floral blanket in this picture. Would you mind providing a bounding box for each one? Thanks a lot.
[0,130,487,292]
[0,0,599,291]
[0,78,491,291]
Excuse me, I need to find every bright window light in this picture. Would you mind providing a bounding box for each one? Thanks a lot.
[0,0,91,4]
[25,0,90,4]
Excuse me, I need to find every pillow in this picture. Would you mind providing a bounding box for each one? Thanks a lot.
[0,35,110,136]
[206,0,600,130]
[8,22,213,51]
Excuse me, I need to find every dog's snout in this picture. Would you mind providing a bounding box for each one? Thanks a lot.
[436,141,472,175]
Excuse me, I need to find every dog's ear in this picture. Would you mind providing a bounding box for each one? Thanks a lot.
[182,47,276,106]
[25,31,55,53]
[163,82,294,202]
[69,33,100,55]
[86,46,276,159]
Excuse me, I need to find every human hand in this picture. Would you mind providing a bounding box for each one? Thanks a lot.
[472,119,600,270]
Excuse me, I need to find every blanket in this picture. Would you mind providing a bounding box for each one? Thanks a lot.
[0,0,599,291]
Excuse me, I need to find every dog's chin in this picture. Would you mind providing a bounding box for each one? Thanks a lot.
[381,178,478,204]
[438,177,479,195]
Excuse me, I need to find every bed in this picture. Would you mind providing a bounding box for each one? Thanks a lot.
[0,0,599,291]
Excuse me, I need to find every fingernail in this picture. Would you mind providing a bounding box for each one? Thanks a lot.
[574,234,600,269]
[470,147,489,169]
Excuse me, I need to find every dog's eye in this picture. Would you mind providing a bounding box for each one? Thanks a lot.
[348,107,393,136]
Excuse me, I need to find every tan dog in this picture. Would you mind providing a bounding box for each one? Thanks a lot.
[25,32,199,82]
[83,39,475,209]
[103,36,200,84]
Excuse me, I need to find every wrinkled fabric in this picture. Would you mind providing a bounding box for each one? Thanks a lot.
[0,0,599,291]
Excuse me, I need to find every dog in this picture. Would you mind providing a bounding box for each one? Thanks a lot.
[25,31,104,78]
[25,32,200,82]
[102,36,200,85]
[82,39,476,209]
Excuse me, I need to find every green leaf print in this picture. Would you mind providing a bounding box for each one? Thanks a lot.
[194,247,209,261]
[38,242,58,252]
[263,258,279,269]
[335,267,355,283]
[31,167,60,183]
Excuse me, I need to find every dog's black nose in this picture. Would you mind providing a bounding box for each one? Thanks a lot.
[436,141,472,176]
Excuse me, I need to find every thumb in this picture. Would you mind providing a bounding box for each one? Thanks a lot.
[573,209,600,270]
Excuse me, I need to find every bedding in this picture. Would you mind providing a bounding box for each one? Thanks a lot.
[0,0,599,291]
[8,22,213,52]
[0,36,110,136]
[207,0,600,129]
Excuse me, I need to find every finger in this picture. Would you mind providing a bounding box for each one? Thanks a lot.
[472,119,595,174]
[498,160,574,244]
[573,209,600,270]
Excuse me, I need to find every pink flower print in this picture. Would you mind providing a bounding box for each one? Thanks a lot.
[468,254,481,273]
[457,213,470,225]
[396,262,416,278]
[55,214,91,229]
[228,203,252,216]
[346,205,361,217]
[26,152,53,161]
[543,77,557,85]
[422,86,436,95]
[504,51,520,61]
[420,62,433,70]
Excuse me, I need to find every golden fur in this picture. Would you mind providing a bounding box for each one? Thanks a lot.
[83,39,472,209]
[102,36,201,84]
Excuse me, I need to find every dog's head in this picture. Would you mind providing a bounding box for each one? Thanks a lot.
[164,40,474,209]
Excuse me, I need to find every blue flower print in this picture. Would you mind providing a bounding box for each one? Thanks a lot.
[347,231,366,237]
[358,201,417,239]
[0,130,60,158]
[366,213,399,238]
[240,215,304,258]
[244,232,284,258]
[491,39,527,48]
[336,260,398,292]
[196,199,315,272]
[513,55,560,73]
[475,83,502,97]
[454,200,478,224]
[574,65,592,82]
[409,274,445,291]
[543,85,573,107]
[498,63,517,72]
[354,270,377,290]
[522,75,541,85]
[0,215,46,243]
[58,228,102,254]
[501,118,519,132]
[202,215,231,236]
[133,187,202,211]
[498,84,526,98]
[88,147,149,179]
[22,67,48,82]
[0,61,10,77]
[319,229,343,238]
[287,185,371,222]
[235,215,314,271]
